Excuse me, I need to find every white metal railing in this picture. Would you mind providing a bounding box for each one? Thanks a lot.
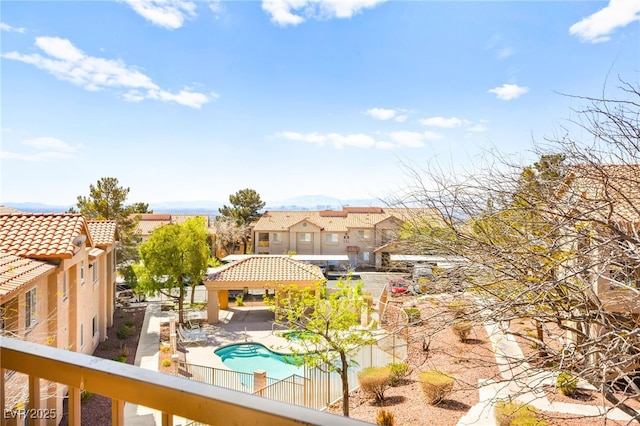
[0,338,371,426]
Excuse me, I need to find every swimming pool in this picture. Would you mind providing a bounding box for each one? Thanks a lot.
[214,343,306,379]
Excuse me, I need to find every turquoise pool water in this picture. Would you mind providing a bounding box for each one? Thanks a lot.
[214,343,306,379]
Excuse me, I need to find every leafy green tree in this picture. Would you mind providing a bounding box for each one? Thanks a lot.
[70,177,151,265]
[136,217,209,323]
[218,189,265,253]
[265,280,374,417]
[218,188,265,226]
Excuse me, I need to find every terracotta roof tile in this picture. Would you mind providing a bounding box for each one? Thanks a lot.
[87,220,118,246]
[253,208,442,232]
[0,252,56,299]
[0,213,90,259]
[136,220,171,236]
[205,256,324,283]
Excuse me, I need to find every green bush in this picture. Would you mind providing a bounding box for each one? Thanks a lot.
[162,358,172,367]
[556,372,578,396]
[113,355,127,363]
[116,325,134,340]
[235,294,244,306]
[494,400,543,426]
[80,390,93,403]
[125,319,135,327]
[403,308,421,323]
[417,370,454,405]
[452,321,473,342]
[388,363,408,386]
[446,301,467,317]
[376,408,395,426]
[358,367,392,402]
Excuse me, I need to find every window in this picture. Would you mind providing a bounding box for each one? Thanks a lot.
[258,233,269,247]
[298,233,311,243]
[80,260,85,284]
[358,252,371,262]
[92,262,98,283]
[357,230,372,240]
[62,271,67,299]
[609,258,640,289]
[325,233,339,244]
[272,233,282,243]
[92,315,98,337]
[25,288,37,329]
[80,323,84,348]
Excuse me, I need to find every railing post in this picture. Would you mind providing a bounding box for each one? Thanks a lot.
[161,412,173,426]
[68,387,81,426]
[111,399,124,426]
[0,368,5,426]
[28,375,42,426]
[253,370,266,396]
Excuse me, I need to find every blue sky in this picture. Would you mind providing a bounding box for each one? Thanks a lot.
[1,0,638,206]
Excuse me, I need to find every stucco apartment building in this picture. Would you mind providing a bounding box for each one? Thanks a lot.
[133,213,212,242]
[251,207,439,269]
[0,211,117,425]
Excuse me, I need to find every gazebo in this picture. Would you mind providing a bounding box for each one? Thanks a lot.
[203,256,325,324]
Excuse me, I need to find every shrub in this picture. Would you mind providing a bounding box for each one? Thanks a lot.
[100,341,110,351]
[235,294,244,306]
[376,408,395,426]
[80,390,93,403]
[113,355,127,363]
[446,301,467,317]
[161,358,172,367]
[125,319,135,327]
[119,344,129,358]
[417,370,454,405]
[116,325,134,340]
[160,345,171,353]
[494,400,543,426]
[403,308,421,323]
[452,321,473,342]
[556,372,578,396]
[388,363,408,386]
[358,367,392,402]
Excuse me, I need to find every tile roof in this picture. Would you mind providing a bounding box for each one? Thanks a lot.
[136,220,171,236]
[205,256,325,283]
[0,252,56,299]
[0,213,90,259]
[563,164,640,222]
[87,220,118,246]
[252,208,442,232]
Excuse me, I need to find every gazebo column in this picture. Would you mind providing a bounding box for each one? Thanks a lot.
[207,289,219,324]
[219,289,229,310]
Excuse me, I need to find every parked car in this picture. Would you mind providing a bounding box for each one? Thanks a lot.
[390,279,410,296]
[116,289,146,305]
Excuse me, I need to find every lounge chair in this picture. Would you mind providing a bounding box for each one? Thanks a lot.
[177,324,207,347]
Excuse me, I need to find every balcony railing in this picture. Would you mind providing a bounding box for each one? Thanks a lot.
[0,338,371,426]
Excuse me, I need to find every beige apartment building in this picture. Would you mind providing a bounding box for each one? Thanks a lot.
[0,212,117,425]
[251,207,438,269]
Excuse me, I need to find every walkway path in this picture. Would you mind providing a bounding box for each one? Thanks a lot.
[457,319,634,425]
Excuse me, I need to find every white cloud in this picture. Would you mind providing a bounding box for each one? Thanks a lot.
[3,36,212,109]
[262,0,386,26]
[497,47,514,59]
[423,131,444,140]
[389,131,425,148]
[1,137,81,162]
[488,83,529,101]
[419,116,468,128]
[0,22,26,33]
[395,115,407,123]
[276,129,436,150]
[365,107,397,120]
[119,0,196,30]
[570,0,640,43]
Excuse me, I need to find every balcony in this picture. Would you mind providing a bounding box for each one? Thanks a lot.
[0,338,370,425]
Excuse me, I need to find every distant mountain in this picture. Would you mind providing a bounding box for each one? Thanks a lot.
[267,195,383,211]
[3,195,384,215]
[2,202,72,213]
